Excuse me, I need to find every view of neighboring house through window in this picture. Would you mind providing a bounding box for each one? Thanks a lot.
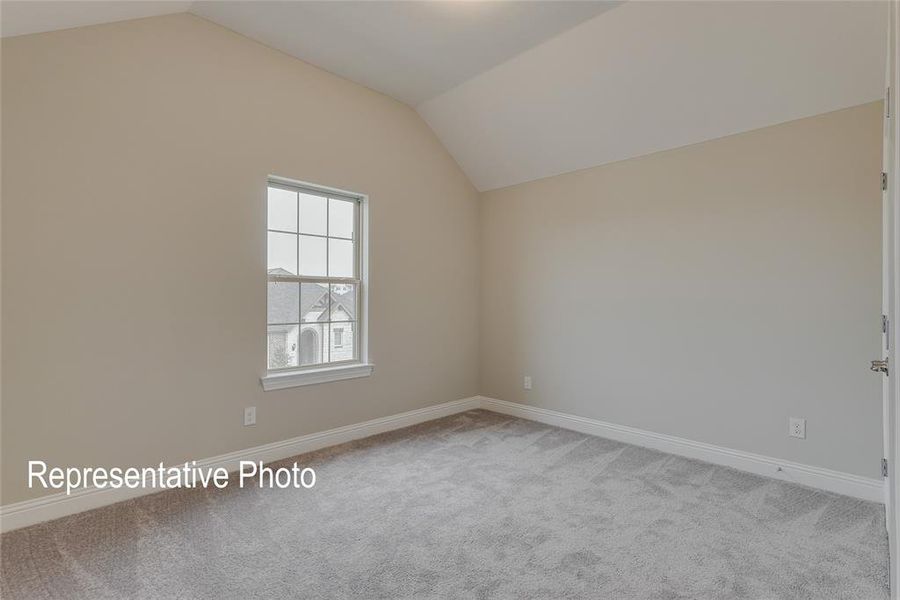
[266,179,362,371]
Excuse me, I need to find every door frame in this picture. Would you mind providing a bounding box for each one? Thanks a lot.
[887,1,900,597]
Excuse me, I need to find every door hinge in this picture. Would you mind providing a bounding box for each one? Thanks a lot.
[883,458,889,478]
[883,172,888,191]
[887,87,891,118]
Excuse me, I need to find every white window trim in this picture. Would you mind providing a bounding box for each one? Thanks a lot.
[261,176,371,391]
[261,362,374,391]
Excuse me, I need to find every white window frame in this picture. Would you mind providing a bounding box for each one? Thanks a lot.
[261,176,371,391]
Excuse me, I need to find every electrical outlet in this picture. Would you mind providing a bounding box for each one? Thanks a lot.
[523,376,532,390]
[244,406,256,426]
[789,417,806,439]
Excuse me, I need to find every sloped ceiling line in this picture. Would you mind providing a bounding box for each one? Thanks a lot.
[1,1,887,192]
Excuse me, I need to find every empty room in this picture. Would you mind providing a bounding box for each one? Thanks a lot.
[3,0,900,598]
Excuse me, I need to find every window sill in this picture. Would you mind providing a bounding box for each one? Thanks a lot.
[260,363,374,391]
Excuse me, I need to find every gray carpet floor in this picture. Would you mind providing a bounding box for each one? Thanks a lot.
[0,409,890,599]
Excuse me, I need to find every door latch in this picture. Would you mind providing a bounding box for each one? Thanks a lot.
[871,358,889,375]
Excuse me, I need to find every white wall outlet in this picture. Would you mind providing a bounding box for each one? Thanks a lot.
[523,375,532,390]
[244,406,256,426]
[789,417,806,439]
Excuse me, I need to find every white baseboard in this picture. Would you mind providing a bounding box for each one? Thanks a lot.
[0,396,482,533]
[1,394,883,533]
[479,396,884,503]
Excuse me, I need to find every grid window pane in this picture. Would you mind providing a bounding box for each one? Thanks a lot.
[267,282,299,324]
[299,193,327,236]
[329,322,355,362]
[329,198,354,239]
[299,235,327,276]
[330,284,357,321]
[301,282,329,323]
[298,324,327,366]
[268,187,297,232]
[328,238,354,278]
[268,231,297,275]
[266,180,362,373]
[268,324,299,369]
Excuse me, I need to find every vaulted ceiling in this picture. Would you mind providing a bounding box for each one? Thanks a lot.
[2,1,888,191]
[191,1,620,107]
[419,1,888,190]
[0,1,193,37]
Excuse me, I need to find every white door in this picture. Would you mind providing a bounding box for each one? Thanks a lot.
[885,3,900,596]
[882,40,895,535]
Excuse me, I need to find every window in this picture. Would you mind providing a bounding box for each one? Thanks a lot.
[261,177,370,391]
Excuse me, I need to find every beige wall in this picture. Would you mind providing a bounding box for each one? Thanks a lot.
[0,14,480,504]
[480,102,884,479]
[0,13,885,505]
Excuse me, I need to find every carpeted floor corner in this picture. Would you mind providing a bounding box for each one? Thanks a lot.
[0,409,890,599]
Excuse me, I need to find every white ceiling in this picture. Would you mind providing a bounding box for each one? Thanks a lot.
[419,1,889,191]
[191,1,619,107]
[0,1,192,37]
[2,1,889,192]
